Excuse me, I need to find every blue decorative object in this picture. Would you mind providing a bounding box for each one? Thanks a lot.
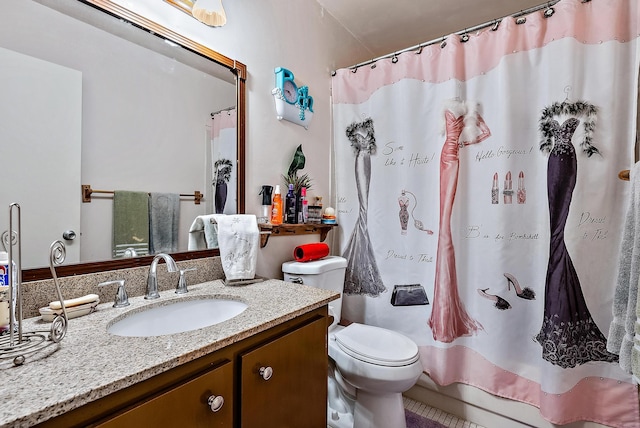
[272,67,314,129]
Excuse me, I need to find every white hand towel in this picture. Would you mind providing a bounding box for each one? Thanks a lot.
[213,214,259,281]
[188,215,219,250]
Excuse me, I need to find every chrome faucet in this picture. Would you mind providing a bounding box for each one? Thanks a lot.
[145,253,178,299]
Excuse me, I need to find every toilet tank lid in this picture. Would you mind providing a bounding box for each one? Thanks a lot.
[282,255,347,274]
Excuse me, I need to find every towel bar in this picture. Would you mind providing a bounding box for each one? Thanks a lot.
[82,185,203,204]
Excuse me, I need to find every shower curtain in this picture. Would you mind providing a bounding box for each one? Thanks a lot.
[210,108,237,214]
[332,0,640,426]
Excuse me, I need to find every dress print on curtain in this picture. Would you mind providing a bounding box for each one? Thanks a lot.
[342,118,386,296]
[428,100,491,343]
[535,101,618,368]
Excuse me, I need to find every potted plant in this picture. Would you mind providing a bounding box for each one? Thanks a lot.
[282,144,313,193]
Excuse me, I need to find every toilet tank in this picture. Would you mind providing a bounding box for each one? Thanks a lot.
[282,256,347,327]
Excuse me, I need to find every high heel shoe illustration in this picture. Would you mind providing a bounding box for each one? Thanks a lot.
[504,273,535,300]
[477,288,511,310]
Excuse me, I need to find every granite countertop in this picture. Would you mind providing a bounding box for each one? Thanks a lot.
[0,279,338,428]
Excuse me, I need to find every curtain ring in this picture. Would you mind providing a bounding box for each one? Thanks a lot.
[515,16,527,25]
[544,3,555,18]
[491,20,500,31]
[351,67,358,73]
[331,70,336,76]
[440,37,447,49]
[460,33,470,43]
[415,45,423,55]
[391,54,398,64]
[370,62,376,69]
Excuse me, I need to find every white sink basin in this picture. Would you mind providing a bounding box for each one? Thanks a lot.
[107,297,248,337]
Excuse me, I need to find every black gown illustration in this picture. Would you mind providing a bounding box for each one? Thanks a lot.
[535,103,618,368]
[342,118,386,296]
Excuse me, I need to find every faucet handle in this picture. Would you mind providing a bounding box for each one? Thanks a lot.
[99,280,130,308]
[176,268,197,295]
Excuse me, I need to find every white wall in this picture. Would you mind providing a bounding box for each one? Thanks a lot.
[111,0,367,278]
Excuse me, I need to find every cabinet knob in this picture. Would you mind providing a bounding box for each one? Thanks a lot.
[259,366,273,381]
[207,395,224,412]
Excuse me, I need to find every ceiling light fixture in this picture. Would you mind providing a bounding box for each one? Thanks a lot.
[191,0,227,27]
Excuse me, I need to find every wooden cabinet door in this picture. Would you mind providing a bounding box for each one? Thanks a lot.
[239,316,327,428]
[95,360,233,428]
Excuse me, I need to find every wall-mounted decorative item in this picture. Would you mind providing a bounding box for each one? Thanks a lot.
[165,0,227,27]
[272,67,314,129]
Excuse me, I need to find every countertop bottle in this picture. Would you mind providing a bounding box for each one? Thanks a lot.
[0,251,15,332]
[299,187,309,223]
[285,184,297,224]
[259,185,273,224]
[0,251,9,287]
[270,185,283,225]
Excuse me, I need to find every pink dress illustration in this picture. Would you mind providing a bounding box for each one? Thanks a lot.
[428,101,491,343]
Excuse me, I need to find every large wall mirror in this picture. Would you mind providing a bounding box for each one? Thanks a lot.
[0,0,246,279]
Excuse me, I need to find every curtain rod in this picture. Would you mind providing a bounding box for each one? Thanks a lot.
[339,0,572,72]
[210,106,235,116]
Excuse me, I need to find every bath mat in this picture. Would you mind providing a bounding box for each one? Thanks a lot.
[405,409,447,428]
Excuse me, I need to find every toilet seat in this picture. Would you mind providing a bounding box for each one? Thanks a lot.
[333,323,419,367]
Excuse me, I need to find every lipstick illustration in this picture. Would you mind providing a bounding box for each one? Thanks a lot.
[517,171,526,204]
[491,173,499,204]
[503,171,513,204]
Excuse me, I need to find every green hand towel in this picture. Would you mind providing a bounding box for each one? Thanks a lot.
[113,191,150,258]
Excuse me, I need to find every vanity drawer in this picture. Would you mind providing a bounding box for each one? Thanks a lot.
[94,360,233,428]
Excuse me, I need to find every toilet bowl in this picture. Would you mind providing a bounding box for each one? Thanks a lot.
[282,256,423,428]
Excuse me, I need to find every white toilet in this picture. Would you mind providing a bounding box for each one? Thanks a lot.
[282,256,423,428]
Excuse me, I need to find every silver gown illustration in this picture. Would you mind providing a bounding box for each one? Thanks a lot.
[342,118,386,296]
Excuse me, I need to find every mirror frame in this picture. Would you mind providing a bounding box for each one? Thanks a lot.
[22,0,246,281]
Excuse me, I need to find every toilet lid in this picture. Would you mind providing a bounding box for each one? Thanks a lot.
[334,323,419,367]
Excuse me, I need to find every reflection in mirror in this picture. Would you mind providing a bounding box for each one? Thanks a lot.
[0,0,246,277]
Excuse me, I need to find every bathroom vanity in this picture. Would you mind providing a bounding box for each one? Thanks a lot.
[0,279,337,428]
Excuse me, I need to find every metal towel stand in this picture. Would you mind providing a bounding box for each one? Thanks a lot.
[0,203,68,367]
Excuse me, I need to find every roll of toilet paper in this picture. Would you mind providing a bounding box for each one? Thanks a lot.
[293,243,330,262]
